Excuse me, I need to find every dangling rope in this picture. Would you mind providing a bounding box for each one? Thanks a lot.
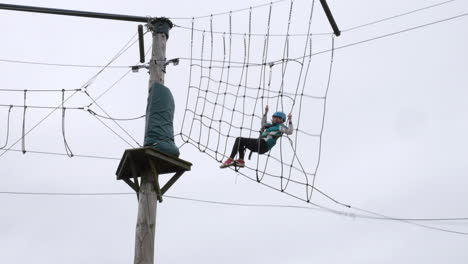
[21,90,27,154]
[0,105,13,149]
[61,89,74,157]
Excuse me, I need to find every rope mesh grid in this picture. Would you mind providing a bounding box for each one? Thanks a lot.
[179,0,339,203]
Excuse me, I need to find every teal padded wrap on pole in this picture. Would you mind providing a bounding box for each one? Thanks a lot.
[144,82,180,157]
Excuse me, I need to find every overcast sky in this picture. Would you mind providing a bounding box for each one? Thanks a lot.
[1,0,468,263]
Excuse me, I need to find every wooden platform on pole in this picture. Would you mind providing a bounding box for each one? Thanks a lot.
[116,147,192,201]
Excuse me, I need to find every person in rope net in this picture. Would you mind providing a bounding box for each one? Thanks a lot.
[220,105,293,168]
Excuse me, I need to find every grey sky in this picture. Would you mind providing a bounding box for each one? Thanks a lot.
[1,0,468,263]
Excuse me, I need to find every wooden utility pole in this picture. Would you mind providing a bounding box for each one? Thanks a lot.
[116,18,191,264]
[134,173,158,264]
[133,18,170,264]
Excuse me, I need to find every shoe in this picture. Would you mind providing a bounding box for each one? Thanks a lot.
[235,159,245,168]
[220,158,235,168]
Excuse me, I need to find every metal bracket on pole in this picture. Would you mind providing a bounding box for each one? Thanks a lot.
[147,17,173,39]
[164,58,179,67]
[131,64,149,73]
[138,24,146,63]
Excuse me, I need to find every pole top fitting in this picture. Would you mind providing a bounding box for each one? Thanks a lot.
[148,17,173,39]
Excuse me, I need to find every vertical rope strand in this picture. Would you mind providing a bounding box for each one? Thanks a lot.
[21,90,27,154]
[199,15,215,150]
[218,12,233,159]
[0,105,13,149]
[61,90,74,157]
[284,0,316,194]
[179,18,195,145]
[308,36,335,202]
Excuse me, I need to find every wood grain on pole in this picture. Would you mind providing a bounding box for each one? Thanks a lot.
[134,175,157,264]
[134,26,167,264]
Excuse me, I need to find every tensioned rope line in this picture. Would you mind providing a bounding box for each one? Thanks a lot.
[0,103,145,121]
[174,23,331,37]
[0,58,131,68]
[89,69,132,105]
[0,104,84,110]
[168,0,288,20]
[274,11,468,65]
[2,186,468,235]
[88,33,152,105]
[0,88,81,92]
[0,32,139,158]
[341,0,457,33]
[6,148,120,160]
[84,88,142,148]
[0,6,461,73]
[1,30,142,69]
[176,11,468,68]
[348,204,468,236]
[173,0,457,36]
[0,0,457,70]
[87,106,136,148]
[1,191,467,222]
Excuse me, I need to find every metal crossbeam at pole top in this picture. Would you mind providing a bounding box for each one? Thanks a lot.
[0,3,149,22]
[0,1,340,36]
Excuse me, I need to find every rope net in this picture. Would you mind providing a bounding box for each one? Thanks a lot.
[179,0,337,203]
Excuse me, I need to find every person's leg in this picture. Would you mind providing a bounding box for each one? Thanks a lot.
[244,139,267,154]
[234,138,252,168]
[230,137,244,159]
[222,137,247,168]
[258,139,269,154]
[239,138,262,159]
[238,138,251,160]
